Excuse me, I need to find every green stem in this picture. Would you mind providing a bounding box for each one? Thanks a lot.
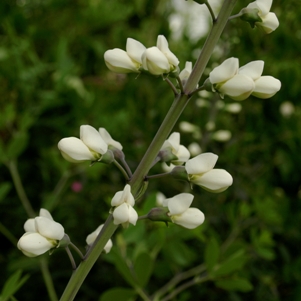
[146,172,171,180]
[59,215,118,301]
[113,159,130,180]
[59,1,237,299]
[205,1,216,21]
[40,258,59,301]
[6,160,35,217]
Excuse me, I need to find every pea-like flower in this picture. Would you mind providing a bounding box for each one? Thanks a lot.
[17,209,65,257]
[111,184,138,227]
[185,153,233,193]
[104,38,146,73]
[58,125,108,163]
[160,132,190,166]
[156,35,179,71]
[163,193,205,229]
[142,47,171,75]
[86,224,113,254]
[209,58,281,100]
[242,0,279,34]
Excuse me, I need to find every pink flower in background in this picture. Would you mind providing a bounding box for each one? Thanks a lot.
[71,181,83,193]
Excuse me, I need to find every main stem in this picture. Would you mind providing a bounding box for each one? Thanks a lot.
[59,0,237,299]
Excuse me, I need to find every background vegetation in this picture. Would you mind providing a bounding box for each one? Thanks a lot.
[1,0,300,300]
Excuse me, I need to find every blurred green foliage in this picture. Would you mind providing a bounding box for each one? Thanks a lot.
[1,0,301,300]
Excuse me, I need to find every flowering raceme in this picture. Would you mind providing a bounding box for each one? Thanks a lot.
[209,57,281,100]
[17,209,65,257]
[111,184,138,227]
[163,193,205,229]
[185,153,233,193]
[58,125,108,163]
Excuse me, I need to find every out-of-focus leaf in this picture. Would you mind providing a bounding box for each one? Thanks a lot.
[204,236,220,272]
[0,270,29,301]
[211,249,248,277]
[99,287,136,301]
[215,278,253,292]
[0,182,12,203]
[133,252,153,287]
[6,131,28,159]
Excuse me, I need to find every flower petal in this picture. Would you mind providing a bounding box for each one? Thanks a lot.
[24,218,36,232]
[17,232,55,257]
[190,169,233,192]
[218,74,255,101]
[252,75,281,98]
[58,137,95,162]
[99,128,123,150]
[256,0,273,15]
[142,47,170,75]
[156,35,179,67]
[167,193,194,215]
[209,57,239,84]
[185,152,218,175]
[80,125,108,155]
[39,208,53,220]
[172,208,205,229]
[239,60,264,80]
[258,12,279,33]
[35,217,65,240]
[104,49,139,73]
[126,38,146,64]
[112,203,130,225]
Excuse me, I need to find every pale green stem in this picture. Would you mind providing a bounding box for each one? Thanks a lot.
[228,12,243,20]
[59,1,237,300]
[69,242,85,260]
[6,160,35,218]
[39,258,59,301]
[113,159,130,180]
[165,78,179,95]
[205,0,216,21]
[65,247,77,270]
[146,172,171,180]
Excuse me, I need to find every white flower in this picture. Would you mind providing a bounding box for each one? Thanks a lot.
[179,61,193,83]
[156,35,179,70]
[160,132,190,165]
[58,125,108,163]
[185,153,233,193]
[86,224,113,254]
[142,47,171,75]
[17,209,65,257]
[99,128,123,151]
[111,184,138,227]
[163,193,205,229]
[156,192,166,207]
[104,38,146,74]
[246,0,279,33]
[212,130,232,142]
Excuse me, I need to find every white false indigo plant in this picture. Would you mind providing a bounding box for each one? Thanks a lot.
[15,1,282,300]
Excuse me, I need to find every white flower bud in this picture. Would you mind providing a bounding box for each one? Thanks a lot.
[156,35,179,68]
[99,128,123,151]
[86,224,113,254]
[104,49,140,73]
[142,47,171,75]
[252,75,281,99]
[126,38,146,64]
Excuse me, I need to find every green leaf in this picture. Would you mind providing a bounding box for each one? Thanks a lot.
[215,278,253,292]
[133,252,153,287]
[211,249,248,277]
[0,182,12,203]
[99,287,136,301]
[0,270,29,301]
[106,249,137,288]
[6,131,28,159]
[204,236,220,272]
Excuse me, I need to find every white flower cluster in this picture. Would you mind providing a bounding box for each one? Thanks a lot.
[104,35,179,76]
[17,209,65,257]
[58,125,122,163]
[209,58,281,101]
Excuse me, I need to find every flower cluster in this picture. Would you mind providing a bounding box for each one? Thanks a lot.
[111,184,138,227]
[86,224,113,254]
[209,57,281,100]
[104,35,179,76]
[17,209,65,257]
[240,0,279,34]
[58,125,122,163]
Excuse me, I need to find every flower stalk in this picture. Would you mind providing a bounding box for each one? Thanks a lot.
[59,0,238,300]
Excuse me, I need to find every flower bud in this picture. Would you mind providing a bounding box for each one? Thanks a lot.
[252,75,281,99]
[156,35,179,70]
[142,47,171,75]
